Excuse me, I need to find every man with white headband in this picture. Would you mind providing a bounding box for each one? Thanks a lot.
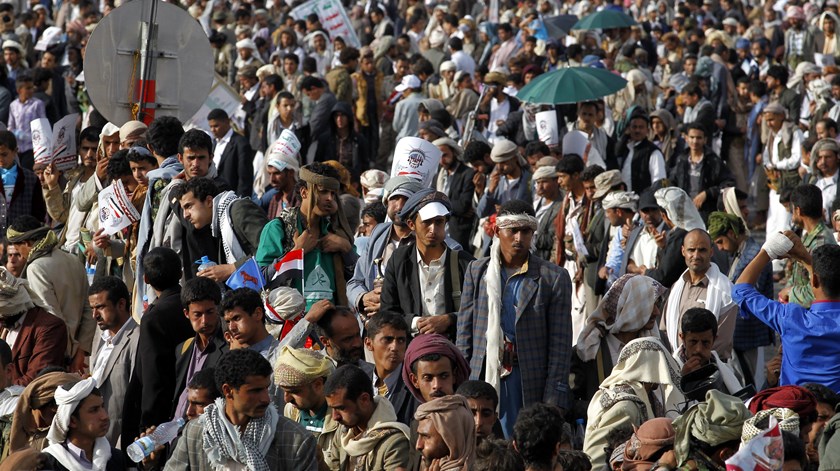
[42,377,129,470]
[456,199,572,439]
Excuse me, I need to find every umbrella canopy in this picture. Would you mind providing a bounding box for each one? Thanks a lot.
[515,66,628,105]
[572,10,637,30]
[543,15,579,37]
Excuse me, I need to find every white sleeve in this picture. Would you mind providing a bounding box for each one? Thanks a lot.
[649,149,667,183]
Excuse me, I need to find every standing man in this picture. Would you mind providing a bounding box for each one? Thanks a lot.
[532,164,562,262]
[0,131,45,236]
[457,200,572,438]
[433,138,476,250]
[166,349,319,470]
[475,140,532,220]
[88,276,139,447]
[259,140,300,218]
[392,75,424,141]
[207,108,254,198]
[617,113,667,193]
[301,77,337,161]
[668,123,735,219]
[763,102,803,247]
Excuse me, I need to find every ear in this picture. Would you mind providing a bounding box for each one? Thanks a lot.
[681,244,687,257]
[118,298,127,313]
[255,307,264,323]
[406,217,416,232]
[409,372,420,389]
[493,225,501,238]
[812,271,822,290]
[177,153,184,165]
[68,415,78,430]
[319,335,330,349]
[678,332,684,342]
[364,336,373,352]
[183,309,190,319]
[222,383,234,399]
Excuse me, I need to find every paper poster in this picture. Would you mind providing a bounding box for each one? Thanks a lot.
[563,129,589,156]
[183,74,243,133]
[31,113,79,171]
[815,53,835,68]
[290,0,361,48]
[98,179,141,236]
[35,27,63,52]
[390,137,443,188]
[536,110,559,145]
[269,129,301,160]
[725,417,782,471]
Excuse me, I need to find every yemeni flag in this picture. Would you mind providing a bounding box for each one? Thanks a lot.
[272,249,304,285]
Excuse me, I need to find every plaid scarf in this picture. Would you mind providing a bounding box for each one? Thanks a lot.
[202,397,279,471]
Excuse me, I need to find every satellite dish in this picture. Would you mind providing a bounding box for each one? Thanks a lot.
[84,0,214,126]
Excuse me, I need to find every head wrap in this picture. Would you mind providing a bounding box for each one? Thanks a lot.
[266,286,305,322]
[47,377,97,445]
[433,137,463,161]
[402,334,470,402]
[536,156,559,168]
[622,418,675,471]
[741,408,800,445]
[593,170,624,199]
[360,169,389,190]
[100,122,119,138]
[577,274,666,362]
[298,164,354,244]
[490,139,519,163]
[382,176,424,203]
[496,212,538,231]
[414,395,476,470]
[0,267,35,318]
[274,346,335,388]
[672,389,752,466]
[813,138,840,158]
[763,102,786,116]
[707,212,744,240]
[397,188,452,222]
[532,165,559,181]
[748,386,817,420]
[720,187,750,236]
[119,120,147,143]
[9,372,80,451]
[602,191,639,211]
[420,120,448,139]
[654,187,706,231]
[787,5,805,20]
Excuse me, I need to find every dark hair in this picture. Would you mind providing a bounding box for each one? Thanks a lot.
[464,140,492,164]
[323,364,374,401]
[188,367,222,399]
[767,65,789,84]
[791,184,823,220]
[262,74,283,92]
[682,82,702,98]
[412,57,434,77]
[88,276,130,308]
[295,162,341,197]
[284,52,300,65]
[339,47,360,64]
[302,57,317,74]
[125,146,157,168]
[178,128,213,155]
[782,431,806,466]
[32,67,52,88]
[498,199,536,218]
[79,126,100,145]
[277,91,295,102]
[0,339,11,368]
[316,305,356,338]
[581,164,605,182]
[206,108,229,122]
[69,385,102,419]
[215,349,273,391]
[456,380,499,408]
[604,425,634,467]
[221,288,263,317]
[106,149,131,179]
[410,352,454,376]
[181,277,223,308]
[14,74,33,88]
[685,122,707,137]
[813,244,840,298]
[9,215,44,238]
[498,23,512,33]
[300,76,325,91]
[747,80,767,98]
[147,116,184,157]
[818,118,839,134]
[361,202,387,224]
[449,36,463,51]
[513,403,566,468]
[556,451,593,471]
[524,141,550,157]
[557,154,585,175]
[0,130,18,151]
[472,438,525,471]
[143,247,182,290]
[803,382,840,410]
[174,177,221,202]
[365,311,408,339]
[681,307,718,337]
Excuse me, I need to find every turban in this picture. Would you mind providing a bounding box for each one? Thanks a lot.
[420,120,448,139]
[672,389,752,466]
[655,187,705,231]
[490,139,519,163]
[299,164,354,243]
[623,418,675,471]
[397,188,451,223]
[813,138,840,157]
[47,377,97,445]
[100,122,119,138]
[360,169,389,190]
[535,156,559,168]
[402,334,470,402]
[414,395,475,470]
[119,120,147,143]
[532,165,559,181]
[763,103,786,116]
[266,286,305,322]
[0,267,35,318]
[593,170,624,199]
[707,212,744,240]
[741,408,800,445]
[274,346,334,388]
[748,386,817,420]
[9,372,80,452]
[602,191,639,211]
[382,176,424,203]
[322,160,358,198]
[787,5,805,20]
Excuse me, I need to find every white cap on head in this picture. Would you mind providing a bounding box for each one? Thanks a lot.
[418,201,450,221]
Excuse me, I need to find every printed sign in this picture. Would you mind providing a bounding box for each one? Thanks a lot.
[536,110,559,145]
[390,137,442,188]
[98,179,141,236]
[290,0,361,48]
[31,113,79,171]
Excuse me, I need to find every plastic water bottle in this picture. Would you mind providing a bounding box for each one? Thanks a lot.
[195,256,217,272]
[126,417,186,462]
[574,418,586,450]
[85,263,95,285]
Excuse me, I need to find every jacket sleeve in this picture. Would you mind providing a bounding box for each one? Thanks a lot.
[456,262,478,362]
[543,266,573,409]
[256,219,288,267]
[16,317,68,385]
[75,173,105,212]
[139,316,179,427]
[376,433,410,469]
[236,137,255,197]
[450,168,476,219]
[378,252,405,319]
[347,241,373,312]
[43,183,71,224]
[291,432,319,471]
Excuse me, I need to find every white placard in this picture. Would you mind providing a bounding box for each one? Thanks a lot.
[290,0,361,48]
[536,110,559,145]
[563,129,589,156]
[816,53,835,68]
[390,137,443,188]
[31,113,79,171]
[31,118,51,165]
[98,179,141,236]
[183,75,243,133]
[35,27,63,52]
[269,129,301,160]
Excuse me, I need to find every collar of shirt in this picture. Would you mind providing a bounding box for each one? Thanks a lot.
[99,317,134,346]
[66,441,94,469]
[216,127,233,146]
[372,366,402,396]
[681,271,709,287]
[6,311,26,331]
[417,247,447,269]
[249,334,278,356]
[810,300,840,307]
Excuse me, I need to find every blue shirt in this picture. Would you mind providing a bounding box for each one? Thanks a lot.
[733,283,840,392]
[500,265,526,343]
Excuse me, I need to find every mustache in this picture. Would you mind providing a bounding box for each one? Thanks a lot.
[430,390,447,398]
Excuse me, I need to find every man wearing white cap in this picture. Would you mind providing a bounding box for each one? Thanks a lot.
[430,60,456,101]
[260,141,300,219]
[393,74,424,141]
[2,40,26,87]
[42,377,129,470]
[599,191,640,289]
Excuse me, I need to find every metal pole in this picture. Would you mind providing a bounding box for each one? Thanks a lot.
[136,0,159,122]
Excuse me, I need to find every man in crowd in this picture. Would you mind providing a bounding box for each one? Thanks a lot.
[364,312,418,425]
[456,380,499,443]
[476,140,532,221]
[414,395,476,470]
[673,308,743,395]
[184,368,221,421]
[617,113,666,193]
[316,304,373,374]
[207,108,254,197]
[221,287,279,361]
[532,163,562,262]
[434,138,476,249]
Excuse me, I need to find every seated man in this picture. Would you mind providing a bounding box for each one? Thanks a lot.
[673,308,743,396]
[456,380,499,444]
[414,395,476,470]
[316,304,373,374]
[166,349,318,470]
[42,377,130,470]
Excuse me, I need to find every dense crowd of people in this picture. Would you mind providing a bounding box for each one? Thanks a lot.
[0,0,839,469]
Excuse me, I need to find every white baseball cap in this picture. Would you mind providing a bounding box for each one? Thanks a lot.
[395,74,422,92]
[418,202,450,221]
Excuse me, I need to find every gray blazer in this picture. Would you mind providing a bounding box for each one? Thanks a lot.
[90,318,140,447]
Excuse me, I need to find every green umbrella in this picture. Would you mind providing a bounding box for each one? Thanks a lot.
[572,10,637,30]
[515,67,628,105]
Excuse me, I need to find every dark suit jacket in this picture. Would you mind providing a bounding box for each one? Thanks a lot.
[171,332,229,418]
[217,132,254,197]
[135,288,195,430]
[379,244,474,340]
[10,307,67,386]
[668,150,735,219]
[435,163,476,250]
[569,337,614,421]
[386,369,420,426]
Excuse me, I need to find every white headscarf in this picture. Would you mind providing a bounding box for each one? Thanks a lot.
[655,187,706,231]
